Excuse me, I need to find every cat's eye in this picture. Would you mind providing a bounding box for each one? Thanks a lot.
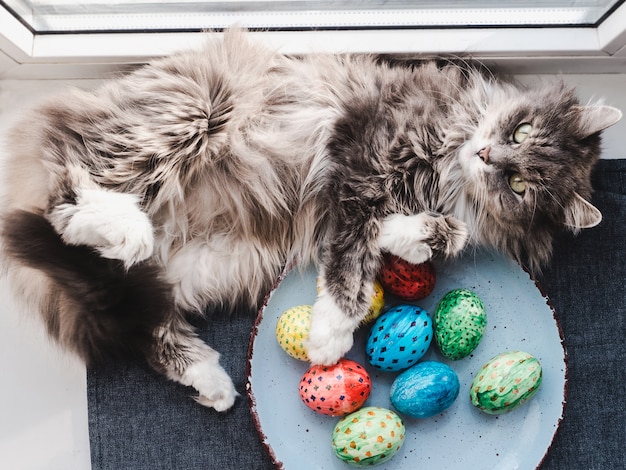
[509,173,526,194]
[513,123,532,143]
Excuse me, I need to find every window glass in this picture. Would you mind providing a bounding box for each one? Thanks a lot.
[3,0,623,33]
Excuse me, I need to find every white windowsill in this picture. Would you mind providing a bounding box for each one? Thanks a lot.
[1,2,626,78]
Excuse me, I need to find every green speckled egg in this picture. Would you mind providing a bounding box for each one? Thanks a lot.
[434,288,486,360]
[331,407,405,467]
[275,305,312,361]
[470,350,542,415]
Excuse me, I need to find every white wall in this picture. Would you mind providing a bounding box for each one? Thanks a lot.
[0,79,95,470]
[530,74,626,159]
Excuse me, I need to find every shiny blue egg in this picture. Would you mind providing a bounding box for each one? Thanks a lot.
[366,304,432,372]
[390,361,460,418]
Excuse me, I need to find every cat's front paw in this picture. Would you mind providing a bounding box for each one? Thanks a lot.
[379,213,468,262]
[436,216,468,257]
[181,358,239,412]
[305,293,359,365]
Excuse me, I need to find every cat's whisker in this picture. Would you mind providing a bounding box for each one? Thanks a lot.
[527,188,539,228]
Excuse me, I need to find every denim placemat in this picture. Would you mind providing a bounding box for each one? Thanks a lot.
[88,159,626,470]
[537,158,625,470]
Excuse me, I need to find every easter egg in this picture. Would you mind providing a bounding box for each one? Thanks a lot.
[366,304,433,372]
[275,305,311,360]
[299,359,372,416]
[364,279,385,323]
[470,350,543,415]
[378,253,436,301]
[390,361,460,418]
[331,406,405,467]
[434,289,487,360]
[317,278,385,324]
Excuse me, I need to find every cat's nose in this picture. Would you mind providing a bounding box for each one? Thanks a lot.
[477,146,491,163]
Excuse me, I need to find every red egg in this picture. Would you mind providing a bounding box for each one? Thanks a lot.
[299,359,372,416]
[378,253,436,301]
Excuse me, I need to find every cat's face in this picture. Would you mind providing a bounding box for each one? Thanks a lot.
[458,82,621,269]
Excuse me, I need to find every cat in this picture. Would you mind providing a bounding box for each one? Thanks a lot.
[0,30,620,412]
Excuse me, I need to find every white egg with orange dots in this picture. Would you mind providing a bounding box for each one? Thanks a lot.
[331,406,405,467]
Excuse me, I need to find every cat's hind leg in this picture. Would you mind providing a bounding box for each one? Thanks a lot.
[149,314,238,411]
[47,166,154,269]
[154,237,281,410]
[378,213,468,264]
[6,208,236,411]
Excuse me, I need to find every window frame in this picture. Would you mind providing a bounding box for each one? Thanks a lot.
[1,1,626,78]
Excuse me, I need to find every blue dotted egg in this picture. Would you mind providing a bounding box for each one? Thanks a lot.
[366,304,433,372]
[390,361,460,418]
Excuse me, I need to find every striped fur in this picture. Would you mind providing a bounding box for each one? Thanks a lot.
[0,30,620,410]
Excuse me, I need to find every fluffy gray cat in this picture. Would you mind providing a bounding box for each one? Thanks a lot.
[0,30,620,411]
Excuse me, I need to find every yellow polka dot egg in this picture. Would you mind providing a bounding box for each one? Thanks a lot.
[275,305,312,361]
[364,279,385,323]
[332,406,405,467]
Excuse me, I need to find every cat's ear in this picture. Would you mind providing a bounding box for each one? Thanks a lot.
[574,105,622,138]
[564,193,602,231]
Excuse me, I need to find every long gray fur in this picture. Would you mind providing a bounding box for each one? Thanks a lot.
[0,30,620,411]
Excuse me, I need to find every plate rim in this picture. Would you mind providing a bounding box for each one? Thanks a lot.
[245,260,296,470]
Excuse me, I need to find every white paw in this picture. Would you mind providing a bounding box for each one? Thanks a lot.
[305,292,360,366]
[51,188,154,268]
[181,358,239,412]
[378,213,433,264]
[440,216,469,257]
[379,213,468,262]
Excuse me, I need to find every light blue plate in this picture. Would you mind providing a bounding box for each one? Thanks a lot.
[247,250,566,469]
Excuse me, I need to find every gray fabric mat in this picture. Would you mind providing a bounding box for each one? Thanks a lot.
[88,159,625,469]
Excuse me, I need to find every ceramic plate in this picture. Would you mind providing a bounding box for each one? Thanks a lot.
[247,250,566,469]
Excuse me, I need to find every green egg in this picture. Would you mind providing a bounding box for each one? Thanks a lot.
[470,350,543,414]
[434,288,486,360]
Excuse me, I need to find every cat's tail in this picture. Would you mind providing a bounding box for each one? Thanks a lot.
[1,210,172,363]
